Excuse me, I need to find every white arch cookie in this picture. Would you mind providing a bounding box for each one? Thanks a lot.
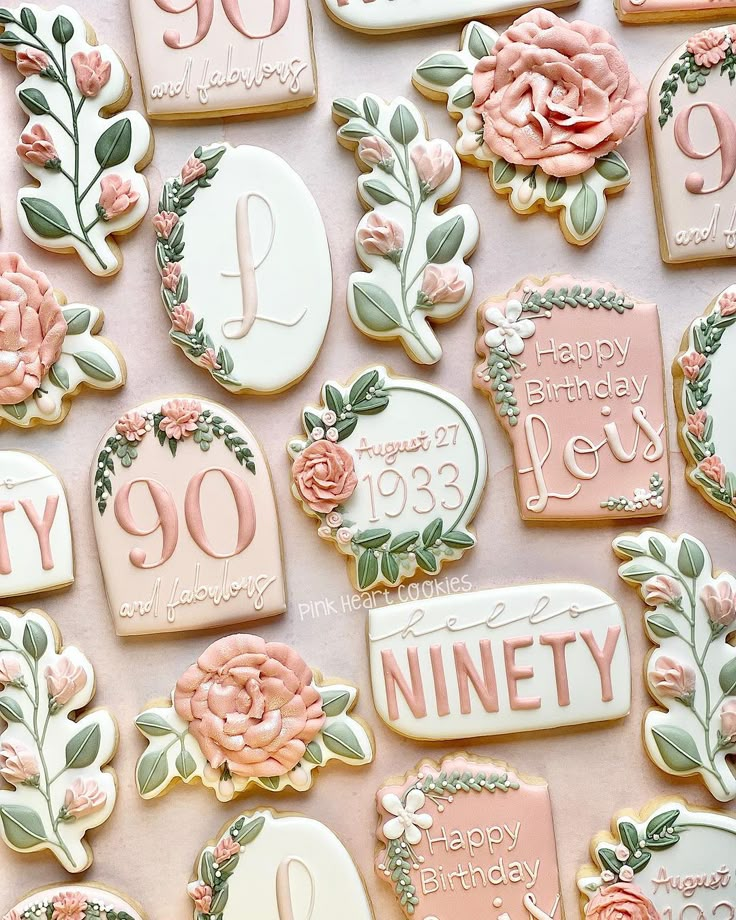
[188,810,374,918]
[0,5,152,276]
[156,144,331,395]
[135,633,373,801]
[0,608,117,872]
[4,885,146,920]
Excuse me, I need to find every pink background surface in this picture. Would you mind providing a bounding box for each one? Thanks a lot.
[1,0,735,916]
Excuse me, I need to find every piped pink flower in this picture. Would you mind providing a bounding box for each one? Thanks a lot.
[681,351,706,380]
[699,455,726,487]
[701,580,736,628]
[642,575,682,607]
[52,890,88,920]
[650,655,695,699]
[358,212,404,259]
[201,347,221,371]
[17,124,59,167]
[71,50,111,97]
[721,699,736,743]
[171,303,194,333]
[189,885,213,914]
[17,48,50,76]
[0,739,40,784]
[181,156,206,185]
[214,835,241,863]
[687,30,728,67]
[45,656,87,706]
[162,262,181,292]
[719,290,736,317]
[116,411,147,442]
[686,409,707,439]
[63,777,106,818]
[358,135,393,168]
[159,398,201,440]
[97,175,139,221]
[0,657,22,686]
[419,264,466,306]
[411,140,454,193]
[153,211,179,239]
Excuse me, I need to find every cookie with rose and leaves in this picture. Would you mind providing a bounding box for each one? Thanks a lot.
[2,885,147,920]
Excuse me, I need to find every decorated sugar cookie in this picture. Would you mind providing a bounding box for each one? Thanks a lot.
[4,886,146,920]
[616,0,736,22]
[615,531,736,802]
[288,366,487,591]
[91,397,285,636]
[135,633,373,801]
[578,800,736,920]
[475,275,669,522]
[674,284,736,519]
[156,144,331,395]
[0,5,152,276]
[377,754,563,920]
[188,810,374,919]
[413,13,646,246]
[0,451,72,599]
[129,0,317,120]
[333,95,478,364]
[650,29,736,263]
[369,584,630,740]
[0,254,125,429]
[0,607,117,871]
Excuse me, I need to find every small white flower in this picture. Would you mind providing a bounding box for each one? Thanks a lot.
[382,789,433,845]
[615,844,630,861]
[322,410,337,426]
[619,865,634,882]
[484,299,535,356]
[311,427,325,440]
[601,870,615,883]
[326,427,339,442]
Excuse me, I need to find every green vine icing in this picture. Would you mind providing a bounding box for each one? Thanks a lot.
[601,472,665,513]
[594,809,682,885]
[659,29,736,127]
[12,896,137,920]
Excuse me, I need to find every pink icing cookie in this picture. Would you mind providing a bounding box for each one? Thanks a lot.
[377,754,563,920]
[474,275,670,522]
[616,0,736,22]
[3,886,146,920]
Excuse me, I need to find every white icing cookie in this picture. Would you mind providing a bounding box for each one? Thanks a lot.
[0,5,152,276]
[156,144,331,395]
[369,584,630,740]
[188,810,374,919]
[377,754,563,920]
[91,396,285,637]
[333,94,478,365]
[0,607,117,872]
[413,15,646,246]
[288,366,487,591]
[579,799,736,920]
[135,634,373,801]
[129,0,317,120]
[615,530,736,802]
[650,28,736,263]
[0,451,72,599]
[475,274,670,522]
[616,0,736,22]
[4,885,146,920]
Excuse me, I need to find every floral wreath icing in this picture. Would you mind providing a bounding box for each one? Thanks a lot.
[615,530,736,802]
[674,284,736,517]
[135,633,373,801]
[616,0,736,23]
[0,607,117,872]
[288,365,487,591]
[333,94,479,364]
[3,885,146,920]
[0,5,152,276]
[155,143,331,394]
[0,253,125,428]
[413,13,646,246]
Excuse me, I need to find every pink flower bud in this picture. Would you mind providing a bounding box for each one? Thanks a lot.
[71,50,112,97]
[642,575,682,607]
[358,136,393,168]
[115,411,147,443]
[153,211,179,239]
[171,303,194,333]
[98,175,140,221]
[0,739,40,784]
[721,698,736,742]
[701,580,736,627]
[181,156,206,185]
[189,885,212,914]
[699,455,726,487]
[681,351,706,381]
[650,655,695,699]
[17,124,59,167]
[63,777,106,817]
[358,212,404,257]
[719,291,736,317]
[17,48,50,76]
[0,657,22,686]
[686,409,707,439]
[214,835,241,863]
[45,655,87,706]
[411,140,454,192]
[201,347,221,371]
[419,264,466,306]
[162,263,182,292]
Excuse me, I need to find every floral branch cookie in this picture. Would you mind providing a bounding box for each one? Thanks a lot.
[0,607,117,872]
[3,885,147,920]
[0,253,125,429]
[188,809,375,919]
[333,94,478,364]
[288,366,487,591]
[615,530,736,801]
[413,12,647,245]
[0,5,152,276]
[135,634,373,802]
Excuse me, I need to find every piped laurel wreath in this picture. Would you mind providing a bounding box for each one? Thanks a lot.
[659,29,736,127]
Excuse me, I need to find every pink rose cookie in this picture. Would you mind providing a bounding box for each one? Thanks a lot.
[0,5,152,276]
[578,800,736,920]
[91,397,285,637]
[333,94,479,364]
[616,0,736,24]
[135,634,373,801]
[4,886,146,920]
[288,366,487,591]
[188,810,374,919]
[615,531,736,802]
[475,275,670,522]
[377,754,563,920]
[0,253,125,429]
[650,29,736,262]
[129,0,317,120]
[0,608,117,872]
[414,12,647,245]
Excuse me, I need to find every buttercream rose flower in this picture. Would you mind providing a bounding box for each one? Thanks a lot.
[411,140,454,193]
[0,739,39,784]
[214,835,241,863]
[0,657,22,686]
[419,264,466,306]
[46,656,87,706]
[322,410,337,427]
[97,175,139,221]
[52,891,87,920]
[201,347,221,371]
[159,398,201,440]
[358,135,393,168]
[686,410,707,439]
[484,299,535,355]
[63,777,106,818]
[651,655,695,699]
[153,211,179,239]
[116,411,147,442]
[337,527,353,544]
[699,455,726,487]
[719,291,736,317]
[162,262,181,292]
[326,511,343,528]
[171,303,194,333]
[71,50,111,97]
[292,440,358,514]
[471,9,647,178]
[702,580,736,627]
[181,156,206,185]
[585,883,661,920]
[358,212,404,258]
[643,575,682,607]
[0,252,67,405]
[326,427,338,442]
[17,124,59,168]
[687,30,728,67]
[620,867,635,882]
[681,351,706,380]
[615,845,630,861]
[721,699,736,742]
[17,48,50,76]
[189,884,212,914]
[310,426,325,441]
[174,635,326,778]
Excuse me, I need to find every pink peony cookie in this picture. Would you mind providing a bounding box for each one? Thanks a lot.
[413,12,647,245]
[3,885,146,920]
[135,633,373,801]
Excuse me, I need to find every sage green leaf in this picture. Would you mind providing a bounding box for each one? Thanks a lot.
[422,517,443,548]
[19,8,37,32]
[619,560,660,583]
[19,88,50,115]
[598,848,622,875]
[647,613,679,638]
[0,11,14,24]
[200,850,216,885]
[618,821,640,854]
[22,620,47,659]
[338,120,373,140]
[0,805,46,849]
[363,180,396,205]
[349,369,379,404]
[719,658,736,696]
[426,216,465,263]
[390,104,418,145]
[49,363,69,390]
[135,712,176,737]
[73,352,118,382]
[353,282,401,332]
[260,775,280,790]
[0,617,10,640]
[0,696,23,723]
[239,815,265,844]
[416,54,469,86]
[21,198,71,239]
[322,722,365,760]
[652,725,702,772]
[451,86,474,109]
[546,175,566,203]
[614,538,645,559]
[304,741,323,765]
[335,416,358,440]
[325,384,344,415]
[389,531,419,552]
[0,31,21,46]
[595,151,629,183]
[381,552,400,584]
[442,530,474,549]
[332,98,362,119]
[321,688,351,717]
[65,724,101,768]
[137,749,170,796]
[4,402,27,420]
[493,159,516,185]
[303,411,321,433]
[63,307,91,335]
[468,23,494,59]
[648,536,667,562]
[354,528,391,548]
[570,183,597,238]
[95,119,132,169]
[52,13,74,43]
[415,547,438,573]
[210,890,228,916]
[363,96,380,126]
[175,750,196,780]
[678,537,705,578]
[645,808,680,840]
[357,549,379,589]
[629,851,652,872]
